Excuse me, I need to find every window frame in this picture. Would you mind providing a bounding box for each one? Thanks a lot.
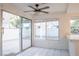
[46,20,59,40]
[34,19,59,40]
[70,18,79,35]
[34,21,46,40]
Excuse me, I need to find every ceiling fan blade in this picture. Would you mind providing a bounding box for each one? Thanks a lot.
[28,6,36,10]
[40,11,49,14]
[24,10,34,12]
[40,6,49,10]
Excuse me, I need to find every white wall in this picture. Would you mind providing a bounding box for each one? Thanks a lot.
[0,5,2,56]
[69,40,79,56]
[32,39,69,50]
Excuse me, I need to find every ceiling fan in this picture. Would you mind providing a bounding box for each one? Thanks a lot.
[24,4,50,14]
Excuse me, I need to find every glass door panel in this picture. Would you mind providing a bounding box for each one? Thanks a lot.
[22,18,31,50]
[2,11,21,55]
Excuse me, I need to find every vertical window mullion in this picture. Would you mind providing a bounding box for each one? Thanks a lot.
[46,21,47,40]
[20,17,23,51]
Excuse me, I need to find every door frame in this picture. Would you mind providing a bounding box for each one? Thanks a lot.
[20,17,32,51]
[1,10,32,56]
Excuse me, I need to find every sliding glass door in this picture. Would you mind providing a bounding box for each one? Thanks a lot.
[22,18,31,50]
[2,11,32,56]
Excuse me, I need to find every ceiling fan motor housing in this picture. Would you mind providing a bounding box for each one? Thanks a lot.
[35,4,39,7]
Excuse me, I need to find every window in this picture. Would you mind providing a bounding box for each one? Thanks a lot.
[34,20,59,40]
[47,21,59,40]
[71,19,79,34]
[34,22,46,40]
